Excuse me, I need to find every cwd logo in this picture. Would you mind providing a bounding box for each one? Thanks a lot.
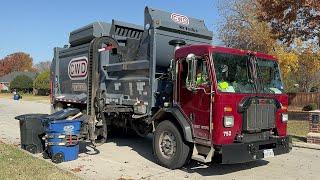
[68,57,88,80]
[171,13,189,25]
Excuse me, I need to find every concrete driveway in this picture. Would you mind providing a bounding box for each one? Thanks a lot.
[0,97,319,180]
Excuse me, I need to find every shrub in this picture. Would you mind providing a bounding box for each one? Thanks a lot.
[10,75,33,93]
[0,90,9,93]
[302,103,318,111]
[33,70,50,95]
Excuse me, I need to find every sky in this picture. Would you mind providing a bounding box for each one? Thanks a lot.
[0,0,222,63]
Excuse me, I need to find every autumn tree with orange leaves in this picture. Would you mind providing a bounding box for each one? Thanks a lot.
[257,0,320,47]
[0,52,34,76]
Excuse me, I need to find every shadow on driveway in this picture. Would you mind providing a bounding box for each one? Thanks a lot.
[181,160,268,176]
[105,133,269,176]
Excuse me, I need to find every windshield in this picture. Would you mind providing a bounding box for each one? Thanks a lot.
[213,53,284,94]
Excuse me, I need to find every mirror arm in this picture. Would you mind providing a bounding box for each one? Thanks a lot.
[193,87,215,95]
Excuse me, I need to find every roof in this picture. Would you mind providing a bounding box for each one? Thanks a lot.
[0,83,9,91]
[0,71,37,83]
[211,46,277,60]
[175,45,277,60]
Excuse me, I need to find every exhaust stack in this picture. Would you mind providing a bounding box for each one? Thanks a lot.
[169,39,186,54]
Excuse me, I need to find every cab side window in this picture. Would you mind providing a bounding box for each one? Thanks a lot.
[195,58,209,87]
[183,56,210,91]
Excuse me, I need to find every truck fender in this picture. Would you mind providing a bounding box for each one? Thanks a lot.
[151,108,193,143]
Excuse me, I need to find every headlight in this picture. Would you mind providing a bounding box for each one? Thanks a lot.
[224,116,234,127]
[282,113,288,122]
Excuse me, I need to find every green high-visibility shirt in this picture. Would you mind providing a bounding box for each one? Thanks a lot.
[218,81,229,90]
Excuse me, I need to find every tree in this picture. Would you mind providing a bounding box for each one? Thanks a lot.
[217,0,298,77]
[33,70,50,95]
[218,0,275,53]
[291,44,320,92]
[272,46,299,77]
[33,61,51,73]
[217,0,320,92]
[257,0,320,46]
[0,52,34,76]
[10,75,34,93]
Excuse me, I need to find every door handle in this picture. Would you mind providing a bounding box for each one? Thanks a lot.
[189,113,194,121]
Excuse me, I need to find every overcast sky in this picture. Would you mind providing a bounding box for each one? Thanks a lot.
[0,0,222,63]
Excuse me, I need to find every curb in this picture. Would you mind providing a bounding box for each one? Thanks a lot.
[292,141,320,150]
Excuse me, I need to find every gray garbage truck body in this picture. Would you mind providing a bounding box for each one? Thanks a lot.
[51,7,291,169]
[51,7,211,110]
[51,6,212,142]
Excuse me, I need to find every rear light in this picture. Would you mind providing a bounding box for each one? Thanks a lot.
[224,116,234,128]
[281,114,288,122]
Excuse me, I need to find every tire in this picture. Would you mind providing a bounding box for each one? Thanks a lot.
[25,144,37,154]
[42,151,50,159]
[153,120,191,169]
[52,153,64,164]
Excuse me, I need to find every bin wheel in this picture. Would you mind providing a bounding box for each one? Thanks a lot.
[26,145,37,154]
[52,153,64,164]
[42,151,50,159]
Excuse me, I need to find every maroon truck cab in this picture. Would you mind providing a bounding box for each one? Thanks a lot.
[172,45,291,164]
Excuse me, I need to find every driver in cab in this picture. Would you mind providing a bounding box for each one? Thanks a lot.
[217,65,235,92]
[195,62,209,86]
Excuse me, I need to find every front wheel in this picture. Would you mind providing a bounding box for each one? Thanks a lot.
[153,120,191,169]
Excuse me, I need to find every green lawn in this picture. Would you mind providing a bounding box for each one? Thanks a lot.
[0,93,49,103]
[0,142,80,180]
[287,120,309,142]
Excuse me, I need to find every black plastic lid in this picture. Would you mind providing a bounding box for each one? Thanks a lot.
[15,114,48,121]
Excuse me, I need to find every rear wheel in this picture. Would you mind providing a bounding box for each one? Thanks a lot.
[153,120,191,169]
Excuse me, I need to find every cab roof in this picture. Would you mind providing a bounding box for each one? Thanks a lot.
[175,44,277,61]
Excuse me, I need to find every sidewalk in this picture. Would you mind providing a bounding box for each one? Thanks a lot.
[293,141,320,150]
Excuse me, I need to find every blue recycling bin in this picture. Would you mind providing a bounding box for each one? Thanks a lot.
[43,119,82,163]
[13,94,20,100]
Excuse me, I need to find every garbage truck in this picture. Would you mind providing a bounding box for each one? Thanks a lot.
[50,7,291,169]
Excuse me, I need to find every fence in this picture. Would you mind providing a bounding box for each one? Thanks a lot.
[288,93,320,107]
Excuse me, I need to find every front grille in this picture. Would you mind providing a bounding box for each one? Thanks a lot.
[243,99,276,131]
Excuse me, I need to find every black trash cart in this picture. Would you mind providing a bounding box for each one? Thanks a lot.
[15,114,48,153]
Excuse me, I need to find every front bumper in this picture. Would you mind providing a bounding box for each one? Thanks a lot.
[217,136,292,164]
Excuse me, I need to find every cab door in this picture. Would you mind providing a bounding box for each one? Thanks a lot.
[177,55,212,140]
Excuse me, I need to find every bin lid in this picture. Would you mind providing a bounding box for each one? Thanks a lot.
[15,114,48,121]
[44,108,80,121]
[42,114,87,125]
[48,118,83,124]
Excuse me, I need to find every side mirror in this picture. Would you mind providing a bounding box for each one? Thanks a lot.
[186,53,197,91]
[169,59,176,80]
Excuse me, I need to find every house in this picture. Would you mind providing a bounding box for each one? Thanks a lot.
[0,83,9,91]
[0,71,37,91]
